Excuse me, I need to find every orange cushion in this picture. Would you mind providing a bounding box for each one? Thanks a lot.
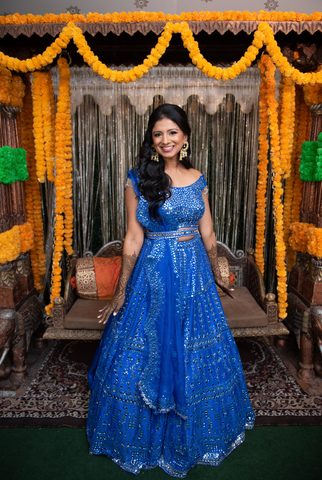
[75,257,122,300]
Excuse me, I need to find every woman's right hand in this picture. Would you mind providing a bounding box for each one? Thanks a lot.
[97,291,126,325]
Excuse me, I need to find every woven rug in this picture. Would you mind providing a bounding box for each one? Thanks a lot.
[0,337,321,428]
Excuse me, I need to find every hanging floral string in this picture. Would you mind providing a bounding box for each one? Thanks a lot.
[303,67,322,106]
[278,76,296,262]
[42,71,56,182]
[0,66,25,107]
[46,57,73,315]
[254,60,269,276]
[260,55,288,319]
[0,21,322,87]
[31,72,47,182]
[62,74,74,257]
[0,222,34,264]
[279,76,296,179]
[307,227,322,258]
[21,74,46,291]
[289,222,315,253]
[0,66,12,103]
[290,89,311,226]
[1,10,321,25]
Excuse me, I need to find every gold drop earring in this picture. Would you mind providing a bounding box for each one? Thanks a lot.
[151,146,159,162]
[179,141,189,161]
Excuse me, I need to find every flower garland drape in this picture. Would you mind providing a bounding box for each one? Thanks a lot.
[256,55,288,319]
[1,14,321,312]
[0,222,34,263]
[31,71,56,183]
[0,66,25,107]
[45,57,73,315]
[279,76,295,260]
[0,21,322,87]
[1,10,322,24]
[21,74,46,291]
[254,60,269,276]
[289,223,322,258]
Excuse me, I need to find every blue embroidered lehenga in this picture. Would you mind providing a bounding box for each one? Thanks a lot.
[87,170,255,477]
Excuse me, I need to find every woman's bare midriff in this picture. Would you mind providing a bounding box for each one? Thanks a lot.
[178,227,195,242]
[178,235,195,242]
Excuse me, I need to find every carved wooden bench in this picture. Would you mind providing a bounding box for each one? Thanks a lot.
[44,240,289,340]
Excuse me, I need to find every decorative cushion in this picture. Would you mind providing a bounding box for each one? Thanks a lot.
[75,257,122,300]
[74,255,232,300]
[217,256,235,296]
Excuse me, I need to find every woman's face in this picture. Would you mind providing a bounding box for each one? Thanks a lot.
[151,117,188,163]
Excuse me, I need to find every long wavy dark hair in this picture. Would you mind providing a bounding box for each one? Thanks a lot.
[137,104,193,221]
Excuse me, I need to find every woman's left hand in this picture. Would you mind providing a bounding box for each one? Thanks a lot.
[97,291,126,324]
[214,279,235,299]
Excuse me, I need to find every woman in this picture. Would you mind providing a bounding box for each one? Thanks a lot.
[87,104,255,477]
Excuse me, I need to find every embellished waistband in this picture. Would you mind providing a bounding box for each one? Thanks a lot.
[145,227,199,240]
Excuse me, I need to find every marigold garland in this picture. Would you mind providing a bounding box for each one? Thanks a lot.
[279,76,295,179]
[46,58,73,316]
[290,88,310,227]
[1,21,322,89]
[280,77,296,262]
[259,55,288,319]
[31,72,47,182]
[284,88,302,269]
[42,71,56,182]
[289,222,322,259]
[0,11,321,25]
[21,74,46,291]
[0,66,12,104]
[255,61,269,276]
[0,67,25,107]
[303,66,322,106]
[289,222,315,253]
[0,222,34,264]
[307,227,322,258]
[10,75,25,108]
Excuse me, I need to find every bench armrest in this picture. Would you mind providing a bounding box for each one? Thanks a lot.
[64,252,78,315]
[247,249,278,324]
[52,252,79,329]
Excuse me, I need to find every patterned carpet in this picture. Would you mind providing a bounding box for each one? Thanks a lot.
[0,337,321,427]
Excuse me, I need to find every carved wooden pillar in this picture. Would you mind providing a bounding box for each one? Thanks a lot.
[0,106,26,227]
[294,101,322,381]
[0,183,12,233]
[300,103,322,225]
[0,260,23,308]
[0,104,30,308]
[16,252,34,298]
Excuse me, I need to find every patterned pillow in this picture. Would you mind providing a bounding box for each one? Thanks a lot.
[217,256,234,297]
[75,257,122,300]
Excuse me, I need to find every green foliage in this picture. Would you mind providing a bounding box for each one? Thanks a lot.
[299,141,318,181]
[0,145,28,184]
[315,133,322,181]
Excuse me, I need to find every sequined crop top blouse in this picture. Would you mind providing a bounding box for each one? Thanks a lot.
[126,169,208,232]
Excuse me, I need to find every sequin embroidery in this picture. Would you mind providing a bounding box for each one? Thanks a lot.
[87,168,255,478]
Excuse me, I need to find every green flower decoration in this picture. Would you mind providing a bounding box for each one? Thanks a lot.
[0,146,28,184]
[316,134,322,182]
[300,141,318,182]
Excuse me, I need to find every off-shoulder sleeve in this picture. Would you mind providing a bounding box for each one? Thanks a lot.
[126,169,140,197]
[201,175,208,195]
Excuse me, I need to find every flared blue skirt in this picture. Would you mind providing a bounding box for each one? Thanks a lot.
[86,235,255,477]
